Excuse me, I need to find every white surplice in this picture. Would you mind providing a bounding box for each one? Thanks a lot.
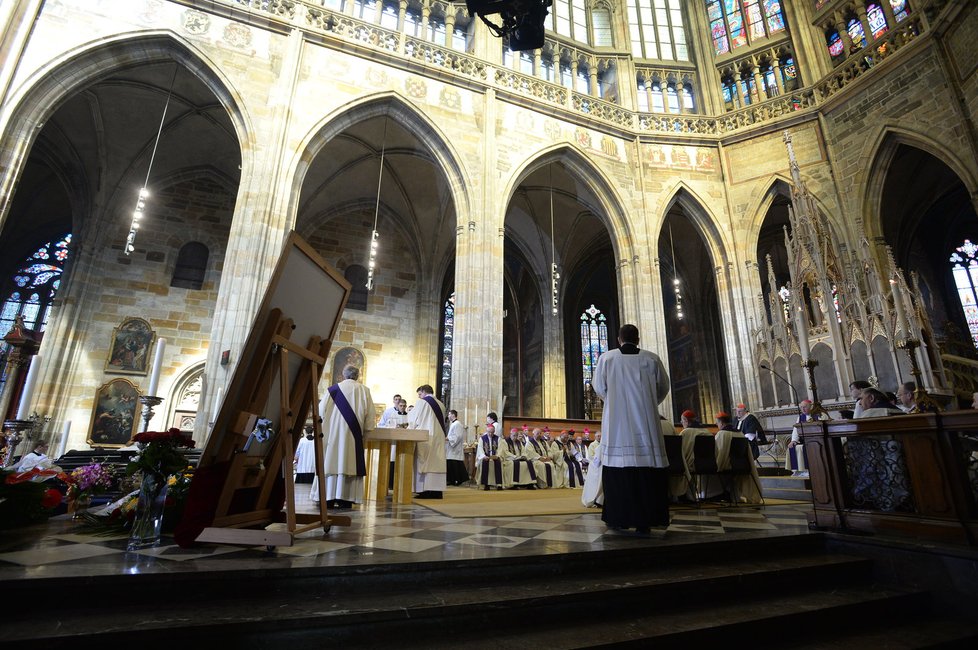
[409,395,447,492]
[310,378,375,503]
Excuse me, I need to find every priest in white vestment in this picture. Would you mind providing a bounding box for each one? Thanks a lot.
[500,428,536,488]
[593,324,671,533]
[476,424,504,490]
[311,365,374,509]
[445,409,469,486]
[409,384,447,498]
[524,428,555,489]
[293,426,317,484]
[679,409,721,499]
[548,435,570,488]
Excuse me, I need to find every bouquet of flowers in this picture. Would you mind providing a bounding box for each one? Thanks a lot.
[67,462,114,501]
[126,428,195,478]
[0,467,66,528]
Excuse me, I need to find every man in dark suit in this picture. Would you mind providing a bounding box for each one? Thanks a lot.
[735,403,765,460]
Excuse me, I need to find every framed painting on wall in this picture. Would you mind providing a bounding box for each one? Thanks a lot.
[330,346,365,386]
[88,378,141,448]
[105,317,156,375]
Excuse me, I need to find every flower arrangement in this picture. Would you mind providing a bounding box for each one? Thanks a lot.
[126,428,195,478]
[67,463,115,501]
[0,467,66,528]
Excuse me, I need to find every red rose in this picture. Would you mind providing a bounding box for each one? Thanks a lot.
[41,489,62,509]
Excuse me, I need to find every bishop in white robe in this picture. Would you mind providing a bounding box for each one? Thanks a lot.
[524,429,555,488]
[500,428,536,488]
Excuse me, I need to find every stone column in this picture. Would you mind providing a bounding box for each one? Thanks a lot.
[879,0,898,28]
[752,65,767,102]
[735,76,748,107]
[772,58,785,95]
[856,3,873,44]
[397,0,407,32]
[835,15,854,52]
[589,61,599,97]
[421,3,431,41]
[445,10,455,48]
[570,59,579,93]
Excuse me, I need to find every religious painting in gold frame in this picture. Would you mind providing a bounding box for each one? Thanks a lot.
[87,378,141,448]
[330,346,365,386]
[104,317,156,376]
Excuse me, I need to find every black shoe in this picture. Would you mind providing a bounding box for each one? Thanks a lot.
[483,486,490,491]
[636,527,651,535]
[333,499,354,510]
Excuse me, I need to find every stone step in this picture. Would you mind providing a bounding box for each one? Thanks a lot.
[761,475,812,490]
[763,487,814,501]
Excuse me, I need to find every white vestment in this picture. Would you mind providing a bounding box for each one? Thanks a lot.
[294,436,317,474]
[592,347,670,468]
[714,429,763,504]
[499,437,535,487]
[310,378,375,503]
[409,394,447,492]
[523,437,555,488]
[475,433,504,487]
[681,427,722,498]
[445,420,465,461]
[15,451,50,472]
[549,440,569,488]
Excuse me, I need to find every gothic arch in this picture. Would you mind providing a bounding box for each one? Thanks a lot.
[861,126,978,243]
[505,144,635,264]
[0,32,252,232]
[743,174,842,255]
[288,92,470,234]
[658,183,730,267]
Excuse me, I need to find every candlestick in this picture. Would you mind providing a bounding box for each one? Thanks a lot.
[139,395,164,433]
[795,305,810,360]
[147,338,166,396]
[15,355,41,421]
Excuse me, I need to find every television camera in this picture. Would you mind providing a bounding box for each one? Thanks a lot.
[465,0,552,51]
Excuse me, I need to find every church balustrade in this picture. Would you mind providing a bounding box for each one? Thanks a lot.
[208,0,932,140]
[803,411,978,546]
[406,37,488,80]
[571,92,632,128]
[814,13,922,103]
[494,69,567,106]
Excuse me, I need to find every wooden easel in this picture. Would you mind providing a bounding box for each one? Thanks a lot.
[193,307,350,547]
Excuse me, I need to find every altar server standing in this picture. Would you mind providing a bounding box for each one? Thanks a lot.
[409,384,448,499]
[593,324,671,533]
[311,365,374,509]
[445,409,469,486]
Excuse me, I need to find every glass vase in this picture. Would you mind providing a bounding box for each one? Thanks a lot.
[127,471,169,551]
[69,493,92,519]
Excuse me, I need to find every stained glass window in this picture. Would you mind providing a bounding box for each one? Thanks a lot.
[439,292,455,404]
[707,1,784,55]
[827,30,844,58]
[891,0,909,22]
[847,17,866,49]
[627,0,689,61]
[580,305,609,391]
[867,3,888,39]
[0,234,71,396]
[950,241,978,348]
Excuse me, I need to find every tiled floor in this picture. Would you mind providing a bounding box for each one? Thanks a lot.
[0,486,813,579]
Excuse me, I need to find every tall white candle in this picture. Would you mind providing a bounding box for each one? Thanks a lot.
[15,355,41,421]
[146,338,166,396]
[795,305,811,360]
[56,420,71,458]
[211,386,223,422]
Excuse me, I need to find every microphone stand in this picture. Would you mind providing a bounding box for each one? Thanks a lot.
[759,363,800,465]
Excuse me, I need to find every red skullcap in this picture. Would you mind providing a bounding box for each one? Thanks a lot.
[681,410,697,419]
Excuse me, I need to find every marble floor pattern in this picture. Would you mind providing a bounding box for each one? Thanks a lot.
[0,486,814,579]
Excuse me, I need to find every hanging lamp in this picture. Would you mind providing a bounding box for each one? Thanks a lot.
[126,66,178,255]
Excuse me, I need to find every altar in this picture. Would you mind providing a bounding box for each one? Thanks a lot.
[363,427,428,504]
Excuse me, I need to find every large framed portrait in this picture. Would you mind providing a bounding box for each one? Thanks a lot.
[330,346,365,385]
[105,317,156,375]
[88,378,141,447]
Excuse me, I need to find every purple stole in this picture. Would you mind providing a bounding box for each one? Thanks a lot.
[481,434,502,486]
[529,438,552,486]
[327,384,366,476]
[563,442,584,487]
[506,439,536,483]
[422,395,446,436]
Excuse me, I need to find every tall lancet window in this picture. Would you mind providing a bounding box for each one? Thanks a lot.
[950,240,978,348]
[0,234,72,394]
[580,304,609,391]
[439,292,455,404]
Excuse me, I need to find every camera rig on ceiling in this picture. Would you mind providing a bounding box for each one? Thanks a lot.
[465,0,552,51]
